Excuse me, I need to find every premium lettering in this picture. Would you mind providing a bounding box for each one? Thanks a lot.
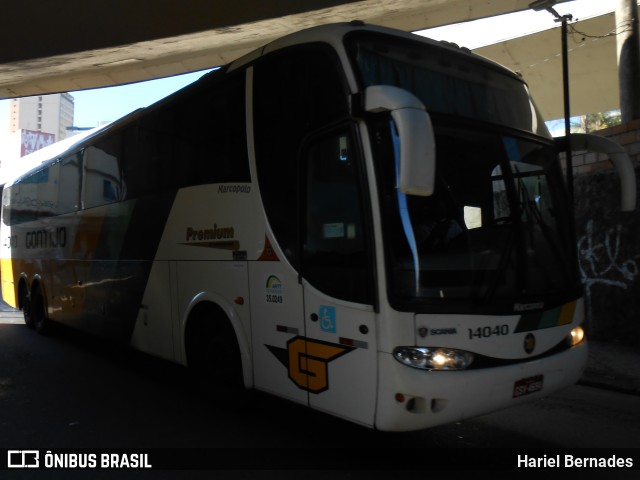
[186,224,234,242]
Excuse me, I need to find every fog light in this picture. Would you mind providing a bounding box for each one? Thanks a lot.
[567,325,585,347]
[393,347,474,371]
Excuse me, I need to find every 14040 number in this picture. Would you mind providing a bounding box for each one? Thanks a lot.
[468,325,509,339]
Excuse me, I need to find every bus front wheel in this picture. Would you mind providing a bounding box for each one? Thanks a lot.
[186,312,245,406]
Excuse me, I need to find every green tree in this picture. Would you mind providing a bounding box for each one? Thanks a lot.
[574,110,622,133]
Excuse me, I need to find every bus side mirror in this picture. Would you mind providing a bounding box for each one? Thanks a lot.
[364,85,436,196]
[559,133,637,212]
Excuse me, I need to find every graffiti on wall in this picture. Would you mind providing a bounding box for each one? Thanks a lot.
[577,219,640,326]
[21,130,55,156]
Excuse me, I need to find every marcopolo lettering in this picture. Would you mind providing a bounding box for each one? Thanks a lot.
[514,302,544,312]
[25,227,67,249]
[217,184,251,194]
[186,224,234,242]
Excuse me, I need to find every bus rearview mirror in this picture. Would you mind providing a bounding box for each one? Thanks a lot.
[364,85,436,196]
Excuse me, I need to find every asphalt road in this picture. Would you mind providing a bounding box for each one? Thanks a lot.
[1,308,639,478]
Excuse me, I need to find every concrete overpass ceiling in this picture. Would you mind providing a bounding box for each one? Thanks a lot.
[475,10,620,121]
[0,0,572,98]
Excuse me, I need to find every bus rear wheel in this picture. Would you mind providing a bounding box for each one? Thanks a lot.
[22,288,35,329]
[30,287,52,336]
[186,315,246,406]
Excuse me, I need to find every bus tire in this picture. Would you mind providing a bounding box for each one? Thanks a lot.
[186,309,246,406]
[21,287,35,329]
[31,286,52,336]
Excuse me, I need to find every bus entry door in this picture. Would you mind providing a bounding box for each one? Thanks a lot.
[301,127,377,427]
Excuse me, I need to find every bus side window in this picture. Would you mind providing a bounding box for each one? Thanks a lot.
[83,143,123,210]
[15,169,49,223]
[57,153,81,214]
[36,163,58,219]
[173,72,250,187]
[1,186,10,225]
[253,47,349,269]
[122,109,174,200]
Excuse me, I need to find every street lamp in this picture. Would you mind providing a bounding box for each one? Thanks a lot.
[529,0,574,204]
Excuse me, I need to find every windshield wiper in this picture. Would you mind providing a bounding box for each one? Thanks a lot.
[482,223,517,303]
[516,174,572,286]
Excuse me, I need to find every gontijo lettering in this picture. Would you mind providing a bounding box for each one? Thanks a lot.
[26,227,67,249]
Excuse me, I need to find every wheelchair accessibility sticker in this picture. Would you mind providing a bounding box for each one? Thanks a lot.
[319,305,336,333]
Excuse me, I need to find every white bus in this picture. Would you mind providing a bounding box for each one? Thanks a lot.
[1,22,635,432]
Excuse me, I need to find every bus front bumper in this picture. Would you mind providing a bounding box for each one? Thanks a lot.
[374,340,588,432]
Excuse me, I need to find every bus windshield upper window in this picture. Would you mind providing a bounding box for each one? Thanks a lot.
[346,33,550,137]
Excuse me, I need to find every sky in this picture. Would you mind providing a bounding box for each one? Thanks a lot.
[0,0,617,133]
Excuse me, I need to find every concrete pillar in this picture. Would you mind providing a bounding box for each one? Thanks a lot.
[616,0,640,122]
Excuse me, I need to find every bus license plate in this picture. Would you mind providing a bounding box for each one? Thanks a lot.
[513,374,544,398]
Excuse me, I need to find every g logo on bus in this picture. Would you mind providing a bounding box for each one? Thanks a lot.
[524,333,536,354]
[266,336,354,393]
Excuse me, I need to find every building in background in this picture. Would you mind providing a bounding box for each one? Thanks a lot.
[0,93,75,180]
[9,93,74,142]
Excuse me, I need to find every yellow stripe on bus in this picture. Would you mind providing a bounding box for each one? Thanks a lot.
[1,257,17,307]
[558,301,577,326]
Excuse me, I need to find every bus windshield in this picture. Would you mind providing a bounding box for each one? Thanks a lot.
[347,32,581,313]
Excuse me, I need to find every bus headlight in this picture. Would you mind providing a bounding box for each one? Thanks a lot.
[393,347,474,371]
[567,325,585,347]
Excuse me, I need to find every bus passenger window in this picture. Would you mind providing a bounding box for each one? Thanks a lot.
[36,163,58,219]
[82,146,122,209]
[57,153,81,214]
[3,164,52,225]
[253,48,349,269]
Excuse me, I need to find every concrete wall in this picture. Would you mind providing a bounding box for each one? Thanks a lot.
[571,119,640,347]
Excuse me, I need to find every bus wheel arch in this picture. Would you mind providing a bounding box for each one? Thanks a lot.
[184,300,250,402]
